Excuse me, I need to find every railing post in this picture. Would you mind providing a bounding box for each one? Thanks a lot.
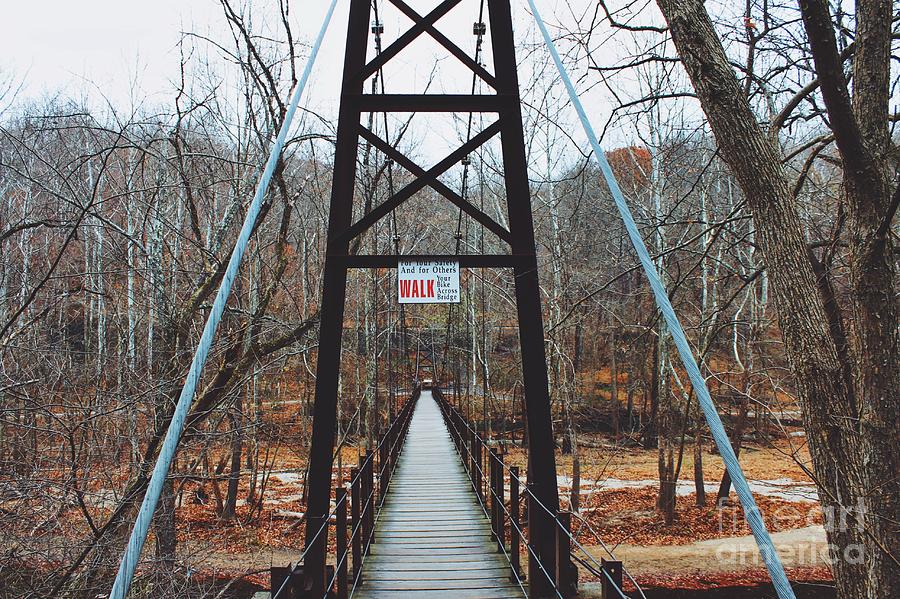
[510,466,521,580]
[601,559,623,599]
[308,512,329,597]
[350,467,362,586]
[556,511,577,597]
[474,436,484,503]
[360,454,369,554]
[527,483,546,598]
[481,438,488,503]
[364,450,375,551]
[379,436,389,504]
[496,449,506,553]
[358,456,368,558]
[489,447,499,542]
[390,422,397,465]
[393,419,400,461]
[450,408,457,444]
[335,487,348,599]
[470,429,479,493]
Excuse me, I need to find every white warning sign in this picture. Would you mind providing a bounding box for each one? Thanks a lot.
[398,260,460,304]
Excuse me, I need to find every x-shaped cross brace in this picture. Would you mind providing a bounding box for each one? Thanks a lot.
[339,120,512,245]
[360,0,496,89]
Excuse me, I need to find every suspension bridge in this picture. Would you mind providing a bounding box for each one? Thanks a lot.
[107,1,800,598]
[351,390,522,599]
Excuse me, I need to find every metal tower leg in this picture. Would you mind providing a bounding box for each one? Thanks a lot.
[302,0,370,595]
[302,1,563,595]
[488,1,561,593]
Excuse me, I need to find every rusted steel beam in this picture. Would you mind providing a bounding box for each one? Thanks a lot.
[335,487,348,599]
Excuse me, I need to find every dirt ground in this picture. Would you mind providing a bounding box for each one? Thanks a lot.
[188,524,832,593]
[585,525,828,579]
[501,434,815,485]
[14,405,821,594]
[175,435,831,594]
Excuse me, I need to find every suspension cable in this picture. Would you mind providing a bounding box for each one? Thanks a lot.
[440,0,487,399]
[525,3,797,598]
[370,0,414,394]
[108,2,339,597]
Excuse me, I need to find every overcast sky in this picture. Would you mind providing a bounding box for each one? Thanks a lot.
[0,0,665,170]
[3,0,216,105]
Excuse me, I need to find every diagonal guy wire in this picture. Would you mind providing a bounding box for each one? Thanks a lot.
[525,2,798,598]
[108,1,340,596]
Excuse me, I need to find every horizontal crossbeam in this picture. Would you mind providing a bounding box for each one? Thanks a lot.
[348,94,507,112]
[360,0,461,83]
[339,120,502,243]
[370,0,496,89]
[357,125,512,244]
[336,254,534,268]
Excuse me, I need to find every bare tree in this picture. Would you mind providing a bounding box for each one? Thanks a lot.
[648,2,899,596]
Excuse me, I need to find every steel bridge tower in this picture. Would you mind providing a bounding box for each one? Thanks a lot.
[303,1,562,595]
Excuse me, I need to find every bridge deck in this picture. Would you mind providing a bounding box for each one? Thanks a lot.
[353,391,523,598]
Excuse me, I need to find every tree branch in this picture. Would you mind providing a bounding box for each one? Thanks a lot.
[797,0,874,178]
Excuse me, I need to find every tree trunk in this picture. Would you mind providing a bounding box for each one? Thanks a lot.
[643,339,659,449]
[222,396,243,520]
[154,477,177,573]
[654,2,899,595]
[570,454,581,513]
[657,441,676,525]
[247,374,260,504]
[609,324,619,439]
[694,430,706,507]
[717,394,749,504]
[655,327,676,524]
[625,384,634,433]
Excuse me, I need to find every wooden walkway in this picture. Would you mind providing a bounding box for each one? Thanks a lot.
[353,391,524,598]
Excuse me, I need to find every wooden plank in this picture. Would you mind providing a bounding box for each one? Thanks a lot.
[355,591,524,599]
[360,580,523,591]
[364,557,510,568]
[364,564,511,574]
[372,527,492,536]
[368,546,497,556]
[352,392,523,599]
[372,530,493,539]
[376,515,487,523]
[363,574,516,584]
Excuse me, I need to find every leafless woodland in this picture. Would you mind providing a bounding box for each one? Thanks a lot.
[0,1,897,598]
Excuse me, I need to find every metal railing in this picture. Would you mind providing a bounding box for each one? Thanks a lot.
[433,388,645,599]
[271,387,419,599]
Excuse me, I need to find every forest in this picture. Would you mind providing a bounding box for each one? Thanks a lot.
[0,1,896,598]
